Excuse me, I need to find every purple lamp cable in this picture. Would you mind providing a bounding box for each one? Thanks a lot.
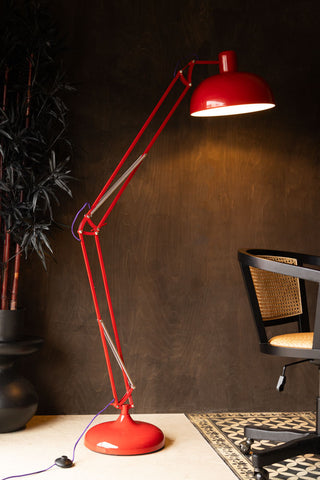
[1,399,114,480]
[71,202,91,241]
[70,399,114,463]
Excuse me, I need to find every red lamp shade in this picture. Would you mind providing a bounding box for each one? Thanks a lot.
[190,50,275,117]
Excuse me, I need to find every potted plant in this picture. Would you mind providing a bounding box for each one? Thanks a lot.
[0,0,73,431]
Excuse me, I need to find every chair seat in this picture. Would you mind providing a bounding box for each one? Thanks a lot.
[269,332,314,349]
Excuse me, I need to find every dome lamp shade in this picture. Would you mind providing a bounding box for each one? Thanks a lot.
[190,50,275,117]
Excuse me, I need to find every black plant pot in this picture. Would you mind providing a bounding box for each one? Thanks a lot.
[0,309,25,341]
[0,310,43,433]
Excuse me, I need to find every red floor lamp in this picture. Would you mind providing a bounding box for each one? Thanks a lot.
[77,50,275,455]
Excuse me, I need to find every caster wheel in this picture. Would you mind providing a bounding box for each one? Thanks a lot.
[254,467,269,480]
[239,439,253,455]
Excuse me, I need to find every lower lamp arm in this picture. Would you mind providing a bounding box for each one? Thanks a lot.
[78,58,220,409]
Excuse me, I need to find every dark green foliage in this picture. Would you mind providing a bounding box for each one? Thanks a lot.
[0,0,73,268]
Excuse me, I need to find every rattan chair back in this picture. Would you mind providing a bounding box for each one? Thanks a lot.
[238,249,311,345]
[249,256,302,322]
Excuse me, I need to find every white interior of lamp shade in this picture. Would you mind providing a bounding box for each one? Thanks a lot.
[191,103,276,117]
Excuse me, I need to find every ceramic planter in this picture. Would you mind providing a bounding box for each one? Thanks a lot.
[0,310,43,433]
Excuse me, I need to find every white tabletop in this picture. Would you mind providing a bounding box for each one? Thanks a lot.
[0,413,237,480]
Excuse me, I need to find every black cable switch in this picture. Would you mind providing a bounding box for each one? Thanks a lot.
[55,456,73,468]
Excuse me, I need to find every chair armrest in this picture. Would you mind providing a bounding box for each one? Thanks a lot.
[238,249,320,284]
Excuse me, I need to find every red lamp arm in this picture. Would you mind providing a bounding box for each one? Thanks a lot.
[77,58,219,409]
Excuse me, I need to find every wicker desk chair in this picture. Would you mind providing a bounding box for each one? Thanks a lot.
[238,248,320,480]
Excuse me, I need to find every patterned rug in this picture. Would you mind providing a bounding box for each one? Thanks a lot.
[187,412,320,480]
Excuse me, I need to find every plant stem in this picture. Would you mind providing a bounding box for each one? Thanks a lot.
[10,245,21,310]
[1,229,10,310]
[10,57,33,310]
[25,54,33,128]
[0,67,9,308]
[2,66,9,110]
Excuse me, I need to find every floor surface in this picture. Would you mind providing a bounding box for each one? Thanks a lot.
[0,413,238,480]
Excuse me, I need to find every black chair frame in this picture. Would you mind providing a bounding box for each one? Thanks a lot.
[238,248,320,480]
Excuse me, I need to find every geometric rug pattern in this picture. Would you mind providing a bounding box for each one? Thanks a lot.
[186,412,319,480]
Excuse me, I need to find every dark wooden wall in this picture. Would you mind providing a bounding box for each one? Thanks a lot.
[16,0,320,414]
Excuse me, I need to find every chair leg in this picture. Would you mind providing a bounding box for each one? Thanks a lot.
[252,433,320,468]
[240,425,311,455]
[242,395,320,456]
[251,434,320,480]
[241,368,320,479]
[244,425,311,443]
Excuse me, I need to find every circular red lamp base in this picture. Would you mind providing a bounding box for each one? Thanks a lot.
[84,405,165,455]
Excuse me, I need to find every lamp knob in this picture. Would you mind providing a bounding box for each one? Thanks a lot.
[219,50,237,73]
